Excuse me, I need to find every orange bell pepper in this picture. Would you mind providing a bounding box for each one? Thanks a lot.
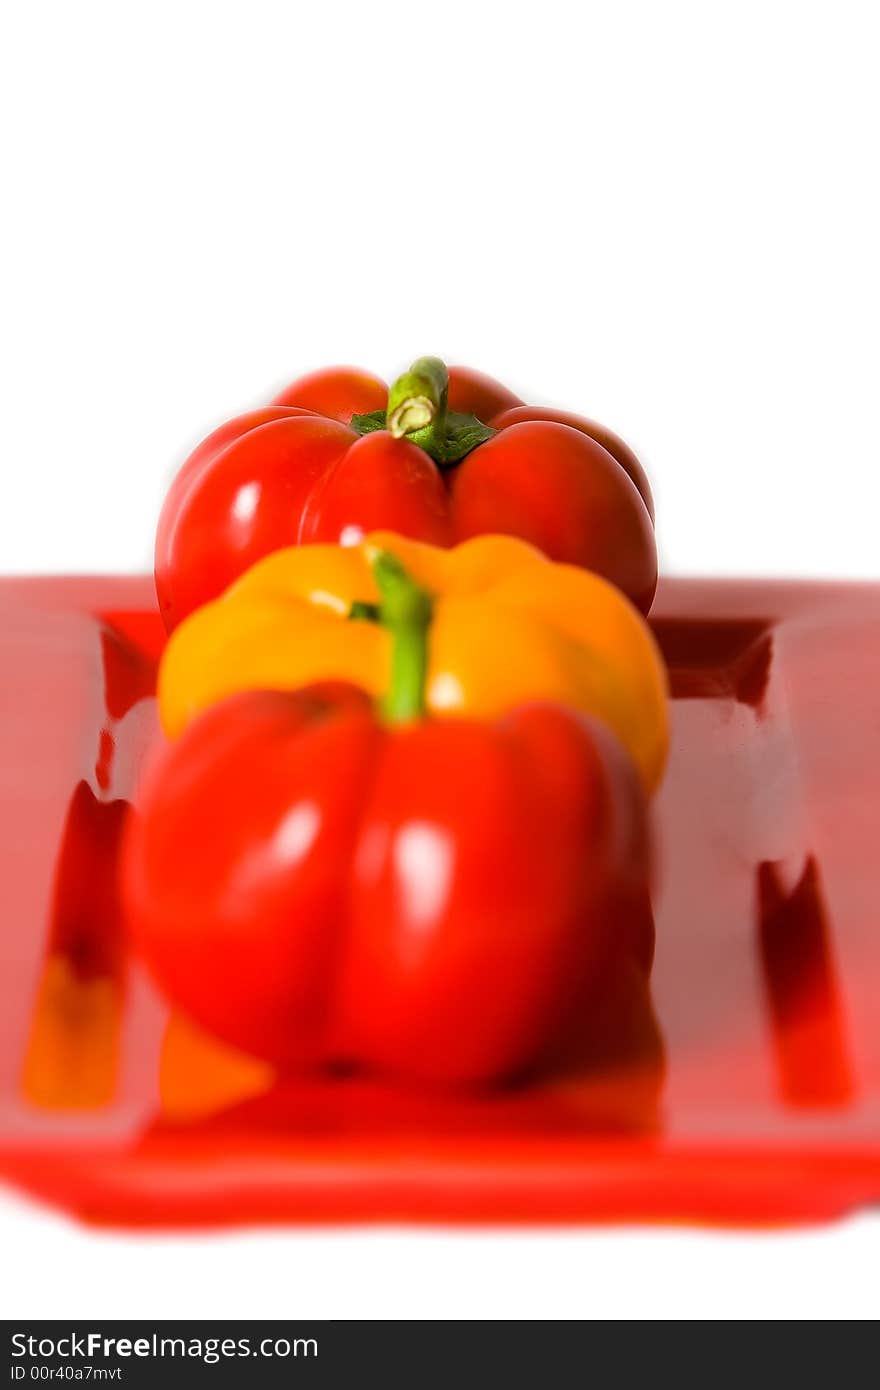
[158,532,668,791]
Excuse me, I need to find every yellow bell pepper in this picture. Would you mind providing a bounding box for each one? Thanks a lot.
[158,531,669,791]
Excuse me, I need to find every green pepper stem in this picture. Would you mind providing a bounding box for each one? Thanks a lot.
[368,549,433,723]
[386,356,449,450]
[348,599,380,623]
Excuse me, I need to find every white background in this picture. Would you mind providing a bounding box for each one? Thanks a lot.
[1,0,879,1320]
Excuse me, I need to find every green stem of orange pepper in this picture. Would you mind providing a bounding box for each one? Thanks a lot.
[368,549,434,723]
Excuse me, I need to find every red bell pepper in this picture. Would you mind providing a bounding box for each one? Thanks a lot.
[124,556,651,1086]
[155,356,657,631]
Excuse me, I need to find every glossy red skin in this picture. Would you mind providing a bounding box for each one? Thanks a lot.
[446,364,524,420]
[490,405,655,522]
[271,366,388,422]
[155,365,656,630]
[450,422,657,613]
[300,431,453,548]
[155,412,359,628]
[122,687,649,1087]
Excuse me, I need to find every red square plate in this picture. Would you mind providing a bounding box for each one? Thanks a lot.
[1,574,879,1227]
